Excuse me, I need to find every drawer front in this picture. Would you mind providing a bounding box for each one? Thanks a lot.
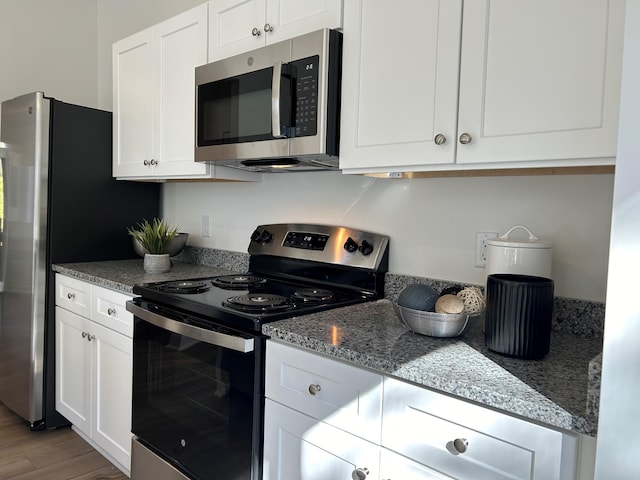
[91,285,134,338]
[265,341,383,442]
[55,274,92,317]
[382,378,577,480]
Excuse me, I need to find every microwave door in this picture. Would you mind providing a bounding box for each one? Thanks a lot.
[196,64,291,163]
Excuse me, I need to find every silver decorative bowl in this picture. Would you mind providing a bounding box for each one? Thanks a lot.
[394,303,470,337]
[133,232,189,257]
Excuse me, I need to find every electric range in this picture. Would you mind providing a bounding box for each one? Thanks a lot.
[126,224,389,480]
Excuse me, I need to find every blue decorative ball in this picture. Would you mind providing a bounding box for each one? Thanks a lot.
[398,284,439,312]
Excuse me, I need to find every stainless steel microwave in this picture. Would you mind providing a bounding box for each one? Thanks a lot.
[195,29,342,172]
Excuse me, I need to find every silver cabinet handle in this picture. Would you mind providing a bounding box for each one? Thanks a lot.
[434,133,447,145]
[352,467,369,480]
[251,27,261,36]
[451,437,468,454]
[150,159,158,166]
[82,331,88,339]
[264,23,273,33]
[87,334,95,342]
[459,133,472,144]
[67,292,76,300]
[308,384,321,396]
[143,159,150,166]
[107,307,116,316]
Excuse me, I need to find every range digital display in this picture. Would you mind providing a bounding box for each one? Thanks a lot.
[283,231,329,251]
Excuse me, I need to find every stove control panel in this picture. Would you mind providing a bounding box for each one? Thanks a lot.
[248,223,389,271]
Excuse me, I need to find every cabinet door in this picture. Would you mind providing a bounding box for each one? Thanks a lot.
[55,307,91,433]
[263,399,379,480]
[91,321,133,471]
[153,4,210,177]
[339,0,462,173]
[265,0,343,45]
[208,0,266,61]
[55,274,91,318]
[456,0,624,166]
[112,28,154,178]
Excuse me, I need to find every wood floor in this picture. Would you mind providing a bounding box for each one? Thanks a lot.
[0,402,128,479]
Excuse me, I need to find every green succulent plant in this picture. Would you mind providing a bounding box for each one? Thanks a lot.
[128,218,179,255]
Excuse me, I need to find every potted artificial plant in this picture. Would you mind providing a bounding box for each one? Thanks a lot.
[128,218,179,273]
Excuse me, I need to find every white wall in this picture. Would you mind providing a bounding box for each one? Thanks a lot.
[0,0,615,303]
[0,0,98,107]
[162,171,613,302]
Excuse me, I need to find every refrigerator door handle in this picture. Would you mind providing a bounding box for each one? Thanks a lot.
[0,144,6,293]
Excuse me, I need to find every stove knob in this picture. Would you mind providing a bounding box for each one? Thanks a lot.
[260,230,273,243]
[359,240,374,256]
[250,229,262,242]
[344,237,358,253]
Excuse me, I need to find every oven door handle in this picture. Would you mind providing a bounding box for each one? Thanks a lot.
[127,301,254,353]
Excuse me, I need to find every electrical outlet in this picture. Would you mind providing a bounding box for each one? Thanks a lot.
[201,215,210,238]
[475,232,498,268]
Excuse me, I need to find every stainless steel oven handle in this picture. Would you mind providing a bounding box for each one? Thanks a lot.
[271,61,286,139]
[127,301,254,353]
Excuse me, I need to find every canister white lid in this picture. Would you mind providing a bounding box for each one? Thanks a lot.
[485,225,552,249]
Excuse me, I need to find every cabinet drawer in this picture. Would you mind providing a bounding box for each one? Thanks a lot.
[382,378,577,480]
[55,274,91,317]
[265,341,383,442]
[91,285,134,338]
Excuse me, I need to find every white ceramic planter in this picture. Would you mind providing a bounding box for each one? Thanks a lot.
[143,254,171,273]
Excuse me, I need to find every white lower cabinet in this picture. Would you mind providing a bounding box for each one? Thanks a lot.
[264,399,379,480]
[264,341,579,480]
[55,274,133,475]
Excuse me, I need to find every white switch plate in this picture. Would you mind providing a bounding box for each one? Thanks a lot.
[201,215,210,237]
[475,232,498,268]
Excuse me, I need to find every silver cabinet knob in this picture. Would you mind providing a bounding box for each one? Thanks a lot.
[82,331,88,339]
[308,384,321,396]
[264,23,273,33]
[150,159,158,166]
[67,292,75,300]
[452,438,468,454]
[352,467,369,480]
[87,334,95,342]
[434,133,447,145]
[143,159,150,166]
[251,27,261,36]
[107,307,116,316]
[459,133,472,144]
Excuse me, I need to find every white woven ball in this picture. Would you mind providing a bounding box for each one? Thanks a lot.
[456,286,486,315]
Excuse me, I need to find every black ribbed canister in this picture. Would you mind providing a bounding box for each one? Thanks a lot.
[485,274,554,359]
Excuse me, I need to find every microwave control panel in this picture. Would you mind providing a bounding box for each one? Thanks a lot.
[292,55,319,137]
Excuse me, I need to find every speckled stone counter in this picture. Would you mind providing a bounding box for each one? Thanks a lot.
[262,299,602,437]
[53,259,236,293]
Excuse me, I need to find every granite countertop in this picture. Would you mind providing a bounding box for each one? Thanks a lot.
[262,299,603,437]
[53,258,602,437]
[53,259,234,293]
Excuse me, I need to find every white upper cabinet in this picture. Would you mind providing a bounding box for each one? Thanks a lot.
[340,0,625,174]
[340,0,462,172]
[208,0,343,61]
[113,3,259,181]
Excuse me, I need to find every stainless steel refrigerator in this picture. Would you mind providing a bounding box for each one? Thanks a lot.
[0,92,160,430]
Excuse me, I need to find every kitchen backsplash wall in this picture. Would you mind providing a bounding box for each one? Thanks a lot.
[163,171,614,303]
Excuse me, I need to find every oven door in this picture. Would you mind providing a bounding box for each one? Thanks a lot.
[127,299,264,480]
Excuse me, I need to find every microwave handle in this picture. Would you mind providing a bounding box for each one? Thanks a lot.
[271,61,287,139]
